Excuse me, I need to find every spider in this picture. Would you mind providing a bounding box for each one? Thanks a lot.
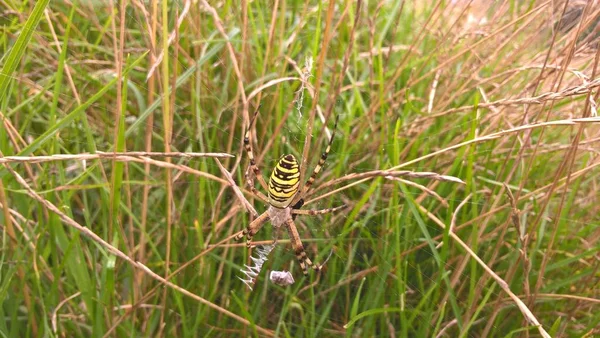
[235,110,345,275]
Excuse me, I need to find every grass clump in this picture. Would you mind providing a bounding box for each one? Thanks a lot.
[1,0,599,336]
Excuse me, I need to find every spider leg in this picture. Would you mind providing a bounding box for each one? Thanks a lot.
[291,204,347,216]
[285,218,321,275]
[293,114,339,209]
[246,179,269,204]
[235,211,270,247]
[244,107,269,192]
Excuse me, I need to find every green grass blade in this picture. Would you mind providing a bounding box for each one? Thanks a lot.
[0,0,50,103]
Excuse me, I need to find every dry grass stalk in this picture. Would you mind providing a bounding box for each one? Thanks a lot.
[313,169,465,195]
[432,76,600,117]
[145,0,190,80]
[214,158,258,217]
[417,204,551,338]
[2,152,232,185]
[0,151,233,164]
[0,155,273,336]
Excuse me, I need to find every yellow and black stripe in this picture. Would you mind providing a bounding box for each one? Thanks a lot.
[268,154,300,208]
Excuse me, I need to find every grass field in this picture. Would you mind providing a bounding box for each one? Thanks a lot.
[1,0,600,336]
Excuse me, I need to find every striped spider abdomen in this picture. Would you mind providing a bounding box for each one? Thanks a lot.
[268,154,300,208]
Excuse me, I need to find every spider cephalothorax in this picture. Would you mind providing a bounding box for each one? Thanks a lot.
[234,110,344,275]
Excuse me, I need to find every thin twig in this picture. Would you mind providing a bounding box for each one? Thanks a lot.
[391,116,600,171]
[313,170,465,195]
[436,193,471,249]
[385,176,450,207]
[51,292,82,334]
[424,77,600,118]
[450,194,472,233]
[200,0,248,122]
[0,153,231,185]
[427,70,441,114]
[435,318,458,338]
[146,0,191,80]
[215,158,258,217]
[247,77,301,102]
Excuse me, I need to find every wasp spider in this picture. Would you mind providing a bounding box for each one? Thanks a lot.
[235,110,345,275]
